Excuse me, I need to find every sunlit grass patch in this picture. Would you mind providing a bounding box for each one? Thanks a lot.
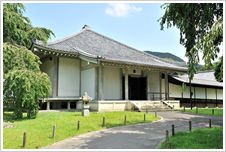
[159,126,223,149]
[3,111,160,149]
[179,108,223,116]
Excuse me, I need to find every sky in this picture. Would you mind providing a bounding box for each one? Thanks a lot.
[22,2,223,65]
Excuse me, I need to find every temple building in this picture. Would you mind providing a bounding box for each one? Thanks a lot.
[30,25,222,111]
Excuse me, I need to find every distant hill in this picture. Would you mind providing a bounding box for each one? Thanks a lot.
[144,50,203,70]
[144,50,185,62]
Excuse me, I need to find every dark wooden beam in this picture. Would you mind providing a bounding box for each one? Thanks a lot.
[216,89,218,107]
[205,87,207,107]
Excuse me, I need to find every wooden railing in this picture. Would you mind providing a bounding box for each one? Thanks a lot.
[147,92,170,100]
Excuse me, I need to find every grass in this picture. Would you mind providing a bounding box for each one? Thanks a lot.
[158,126,223,149]
[178,108,223,116]
[3,111,161,149]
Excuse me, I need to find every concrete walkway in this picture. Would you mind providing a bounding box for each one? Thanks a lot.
[41,111,223,149]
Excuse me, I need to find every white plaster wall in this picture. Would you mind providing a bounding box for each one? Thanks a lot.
[217,89,223,99]
[147,71,160,99]
[103,67,121,100]
[58,57,80,96]
[207,88,216,99]
[195,87,205,99]
[183,86,194,98]
[122,69,141,76]
[40,58,54,96]
[169,83,182,98]
[81,68,95,99]
[81,60,89,67]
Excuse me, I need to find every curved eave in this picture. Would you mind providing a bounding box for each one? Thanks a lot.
[99,58,188,73]
[170,75,223,88]
[31,42,187,73]
[31,43,98,64]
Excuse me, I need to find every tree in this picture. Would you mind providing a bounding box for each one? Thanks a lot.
[3,3,54,119]
[214,56,223,82]
[3,3,55,49]
[158,3,223,80]
[158,3,223,109]
[199,62,216,71]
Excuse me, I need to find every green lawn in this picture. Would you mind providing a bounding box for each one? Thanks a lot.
[159,126,223,149]
[3,111,160,149]
[178,108,223,116]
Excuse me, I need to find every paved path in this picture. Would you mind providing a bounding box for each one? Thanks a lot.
[42,111,223,149]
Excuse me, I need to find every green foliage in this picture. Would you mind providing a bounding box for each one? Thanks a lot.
[145,51,203,70]
[164,58,175,62]
[3,3,54,119]
[180,83,186,93]
[158,3,223,80]
[3,43,52,119]
[3,43,41,75]
[3,3,55,49]
[214,56,223,82]
[199,62,216,71]
[144,51,185,62]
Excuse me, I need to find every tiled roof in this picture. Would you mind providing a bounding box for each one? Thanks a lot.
[169,70,223,87]
[32,25,187,72]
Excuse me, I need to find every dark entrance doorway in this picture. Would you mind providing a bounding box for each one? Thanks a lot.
[122,76,147,100]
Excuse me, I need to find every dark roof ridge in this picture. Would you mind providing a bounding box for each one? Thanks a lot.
[88,29,186,67]
[47,28,87,45]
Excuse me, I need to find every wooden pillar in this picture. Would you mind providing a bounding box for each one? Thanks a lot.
[52,56,59,97]
[146,71,149,100]
[215,89,218,107]
[125,68,129,100]
[95,66,99,100]
[205,87,207,107]
[99,64,104,100]
[47,101,50,110]
[159,73,162,100]
[165,72,169,100]
[120,68,123,100]
[79,59,82,97]
[194,86,196,107]
[181,83,183,107]
[67,101,70,110]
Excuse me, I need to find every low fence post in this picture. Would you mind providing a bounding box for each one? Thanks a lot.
[166,142,171,149]
[155,111,157,117]
[189,121,191,132]
[209,119,211,128]
[53,125,56,138]
[165,130,169,146]
[144,114,146,121]
[124,115,127,123]
[172,125,175,136]
[23,132,27,149]
[212,109,214,115]
[102,117,105,127]
[77,121,80,131]
[184,106,185,111]
[196,107,198,113]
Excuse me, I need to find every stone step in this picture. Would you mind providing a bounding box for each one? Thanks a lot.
[139,109,178,112]
[131,100,174,112]
[140,105,172,108]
